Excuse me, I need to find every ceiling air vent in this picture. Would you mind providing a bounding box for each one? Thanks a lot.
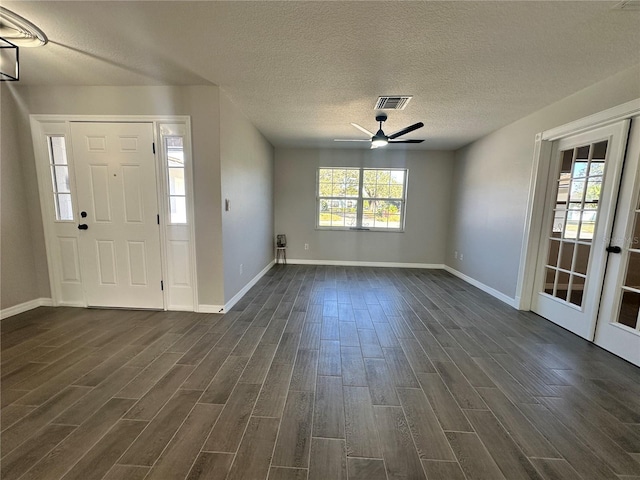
[375,96,412,110]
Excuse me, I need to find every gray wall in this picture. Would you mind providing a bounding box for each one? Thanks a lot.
[2,85,225,307]
[447,64,640,300]
[274,148,454,264]
[1,87,43,309]
[220,92,274,303]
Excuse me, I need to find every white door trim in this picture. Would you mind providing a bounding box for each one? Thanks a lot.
[29,115,198,311]
[516,98,640,311]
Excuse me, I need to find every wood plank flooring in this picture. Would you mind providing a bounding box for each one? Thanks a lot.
[2,266,640,479]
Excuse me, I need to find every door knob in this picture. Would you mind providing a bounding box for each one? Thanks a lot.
[606,245,622,254]
[78,224,88,230]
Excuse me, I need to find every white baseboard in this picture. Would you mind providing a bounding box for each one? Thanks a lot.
[199,260,276,314]
[1,297,53,320]
[443,266,517,308]
[287,259,445,269]
[198,304,226,314]
[223,260,276,312]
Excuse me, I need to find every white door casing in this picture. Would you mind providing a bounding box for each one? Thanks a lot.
[30,115,197,311]
[531,120,630,340]
[70,122,163,309]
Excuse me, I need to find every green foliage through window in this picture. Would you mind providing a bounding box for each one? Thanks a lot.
[317,168,407,230]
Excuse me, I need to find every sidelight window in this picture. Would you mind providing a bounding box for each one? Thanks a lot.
[165,137,187,224]
[47,136,73,221]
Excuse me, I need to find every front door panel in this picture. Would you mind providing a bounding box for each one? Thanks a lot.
[71,122,163,309]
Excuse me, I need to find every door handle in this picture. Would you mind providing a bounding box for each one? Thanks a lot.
[606,245,622,254]
[78,224,88,230]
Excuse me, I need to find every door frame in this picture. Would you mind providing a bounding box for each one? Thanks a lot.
[516,99,640,314]
[29,115,198,311]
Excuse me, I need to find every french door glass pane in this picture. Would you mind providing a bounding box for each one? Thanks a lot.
[542,140,609,307]
[618,291,640,329]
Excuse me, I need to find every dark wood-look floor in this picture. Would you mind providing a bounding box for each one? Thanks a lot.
[2,266,640,480]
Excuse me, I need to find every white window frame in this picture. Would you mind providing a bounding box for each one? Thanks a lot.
[316,167,408,232]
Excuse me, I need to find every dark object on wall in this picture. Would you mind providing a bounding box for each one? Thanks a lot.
[277,234,287,247]
[0,37,18,81]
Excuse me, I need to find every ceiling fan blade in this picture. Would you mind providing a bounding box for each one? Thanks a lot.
[388,139,424,144]
[334,139,370,142]
[351,123,375,137]
[388,122,424,140]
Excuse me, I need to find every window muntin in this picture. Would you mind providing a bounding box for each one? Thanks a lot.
[317,167,407,231]
[165,137,187,224]
[47,136,73,221]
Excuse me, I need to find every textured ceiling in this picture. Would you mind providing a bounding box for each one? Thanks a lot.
[5,1,640,149]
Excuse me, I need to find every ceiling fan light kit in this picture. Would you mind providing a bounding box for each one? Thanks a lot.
[335,112,425,148]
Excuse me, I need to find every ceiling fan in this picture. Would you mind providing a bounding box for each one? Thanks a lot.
[334,113,424,148]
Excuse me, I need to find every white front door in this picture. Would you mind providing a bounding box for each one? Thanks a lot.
[70,122,163,309]
[594,117,640,366]
[531,121,630,340]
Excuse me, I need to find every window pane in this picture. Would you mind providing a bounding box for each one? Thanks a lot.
[166,137,184,167]
[49,136,68,165]
[363,199,402,230]
[569,275,585,307]
[569,180,585,203]
[55,193,73,221]
[317,168,406,230]
[573,161,588,178]
[170,196,187,224]
[547,239,560,267]
[618,290,640,329]
[377,184,390,198]
[589,161,605,176]
[544,268,556,295]
[168,167,185,195]
[51,165,71,193]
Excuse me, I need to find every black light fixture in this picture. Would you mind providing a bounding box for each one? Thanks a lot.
[0,6,47,82]
[0,37,18,81]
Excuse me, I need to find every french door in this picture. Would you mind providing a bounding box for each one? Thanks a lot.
[70,122,163,309]
[532,118,640,366]
[594,117,640,365]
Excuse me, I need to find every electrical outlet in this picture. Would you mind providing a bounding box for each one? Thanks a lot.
[460,253,464,261]
[304,243,309,250]
[239,263,243,275]
[454,251,458,259]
